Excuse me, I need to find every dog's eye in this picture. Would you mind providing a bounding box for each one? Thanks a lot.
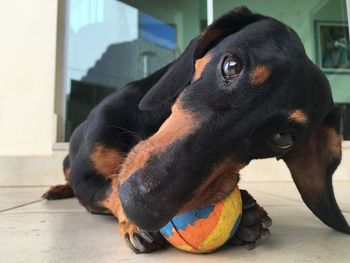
[222,54,243,79]
[271,132,294,149]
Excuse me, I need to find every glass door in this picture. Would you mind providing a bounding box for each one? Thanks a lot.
[61,0,207,141]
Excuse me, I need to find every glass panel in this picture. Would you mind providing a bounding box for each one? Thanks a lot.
[214,0,350,139]
[63,0,207,141]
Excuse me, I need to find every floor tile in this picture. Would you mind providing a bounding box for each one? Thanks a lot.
[0,187,46,212]
[1,184,349,263]
[2,198,85,214]
[1,206,349,263]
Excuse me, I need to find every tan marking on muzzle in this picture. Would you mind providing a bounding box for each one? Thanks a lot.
[179,158,246,213]
[289,109,308,124]
[99,177,123,217]
[91,145,125,179]
[250,65,271,85]
[119,101,200,185]
[193,53,212,81]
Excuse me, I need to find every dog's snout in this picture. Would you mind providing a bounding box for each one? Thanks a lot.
[118,171,176,231]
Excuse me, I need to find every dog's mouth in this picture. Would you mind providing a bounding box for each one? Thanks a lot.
[177,167,241,214]
[118,156,246,231]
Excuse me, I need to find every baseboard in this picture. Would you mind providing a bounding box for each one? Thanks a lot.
[0,150,67,186]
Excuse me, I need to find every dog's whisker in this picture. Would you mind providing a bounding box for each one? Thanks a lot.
[103,125,144,143]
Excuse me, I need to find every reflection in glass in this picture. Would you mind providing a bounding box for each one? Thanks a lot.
[64,0,206,140]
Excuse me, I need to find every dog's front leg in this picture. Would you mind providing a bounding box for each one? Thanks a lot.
[118,213,167,253]
[228,190,272,249]
[101,178,167,254]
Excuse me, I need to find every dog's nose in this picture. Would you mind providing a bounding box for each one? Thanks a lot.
[118,171,176,231]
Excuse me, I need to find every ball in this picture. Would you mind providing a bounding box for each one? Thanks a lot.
[159,187,242,253]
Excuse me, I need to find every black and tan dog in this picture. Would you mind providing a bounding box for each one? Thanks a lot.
[44,6,350,253]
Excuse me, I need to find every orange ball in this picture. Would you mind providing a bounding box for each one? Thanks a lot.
[160,187,242,253]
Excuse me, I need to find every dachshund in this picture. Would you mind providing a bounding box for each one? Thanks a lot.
[44,6,350,253]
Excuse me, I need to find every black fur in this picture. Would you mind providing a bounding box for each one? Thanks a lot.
[67,65,172,212]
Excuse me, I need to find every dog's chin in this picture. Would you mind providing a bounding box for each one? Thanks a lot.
[177,171,240,214]
[119,168,240,231]
[177,192,234,215]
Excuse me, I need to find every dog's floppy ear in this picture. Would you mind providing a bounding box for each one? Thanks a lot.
[283,107,350,234]
[139,6,264,110]
[194,6,263,59]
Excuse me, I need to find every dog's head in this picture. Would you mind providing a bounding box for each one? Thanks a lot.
[118,7,350,234]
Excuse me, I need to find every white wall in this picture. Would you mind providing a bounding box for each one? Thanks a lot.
[0,0,58,156]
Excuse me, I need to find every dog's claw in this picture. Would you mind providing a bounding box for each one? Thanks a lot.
[120,221,166,253]
[125,234,140,254]
[237,223,261,242]
[245,242,256,250]
[260,229,271,240]
[262,217,273,229]
[229,189,272,249]
[139,229,154,243]
[133,234,148,253]
[242,191,257,209]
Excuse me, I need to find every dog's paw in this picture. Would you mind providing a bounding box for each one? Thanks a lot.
[119,221,167,253]
[42,184,75,200]
[228,189,272,250]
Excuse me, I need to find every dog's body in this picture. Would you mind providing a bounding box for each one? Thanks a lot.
[45,6,349,253]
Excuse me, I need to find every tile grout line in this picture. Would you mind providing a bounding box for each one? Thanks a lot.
[0,199,44,213]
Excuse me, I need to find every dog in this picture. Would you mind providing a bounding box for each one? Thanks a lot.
[44,6,350,253]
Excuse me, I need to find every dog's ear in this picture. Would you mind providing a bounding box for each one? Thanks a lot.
[283,107,350,234]
[139,6,263,110]
[194,6,263,59]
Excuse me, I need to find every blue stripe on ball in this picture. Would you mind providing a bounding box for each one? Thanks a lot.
[171,205,215,231]
[160,205,216,238]
[228,214,242,239]
[160,221,175,238]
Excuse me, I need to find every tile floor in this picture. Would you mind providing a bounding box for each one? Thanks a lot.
[1,182,349,263]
